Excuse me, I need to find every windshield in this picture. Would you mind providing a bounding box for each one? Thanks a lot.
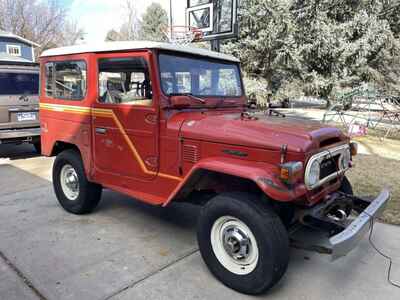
[159,53,243,97]
[0,72,39,95]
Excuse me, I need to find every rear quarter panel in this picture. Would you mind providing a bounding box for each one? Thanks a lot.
[39,53,94,178]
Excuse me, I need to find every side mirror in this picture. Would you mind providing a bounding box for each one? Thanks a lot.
[170,95,191,108]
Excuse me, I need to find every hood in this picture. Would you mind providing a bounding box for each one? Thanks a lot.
[178,112,347,153]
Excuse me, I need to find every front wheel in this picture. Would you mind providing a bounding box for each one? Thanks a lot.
[53,149,102,214]
[197,192,289,294]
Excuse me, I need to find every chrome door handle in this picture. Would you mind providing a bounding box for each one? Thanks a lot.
[95,127,107,134]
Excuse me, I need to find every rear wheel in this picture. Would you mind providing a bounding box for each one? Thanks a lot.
[197,192,289,294]
[53,149,102,214]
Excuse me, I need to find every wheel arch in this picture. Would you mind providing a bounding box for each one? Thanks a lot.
[169,168,263,203]
[50,140,92,180]
[50,140,80,156]
[163,157,304,206]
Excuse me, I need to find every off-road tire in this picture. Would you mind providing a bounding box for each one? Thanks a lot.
[197,192,289,295]
[53,149,102,214]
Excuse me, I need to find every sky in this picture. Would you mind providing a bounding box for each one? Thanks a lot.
[62,0,187,43]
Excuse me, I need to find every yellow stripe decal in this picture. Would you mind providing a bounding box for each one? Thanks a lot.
[40,103,182,182]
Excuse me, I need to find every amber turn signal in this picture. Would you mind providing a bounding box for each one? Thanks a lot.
[280,161,303,184]
[350,142,358,156]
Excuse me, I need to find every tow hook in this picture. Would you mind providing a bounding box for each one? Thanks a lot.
[327,208,348,222]
[298,193,354,236]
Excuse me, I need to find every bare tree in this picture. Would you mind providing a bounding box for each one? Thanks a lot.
[121,0,141,40]
[0,0,84,51]
[105,0,141,41]
[61,20,85,46]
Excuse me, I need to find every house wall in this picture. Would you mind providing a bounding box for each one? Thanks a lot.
[0,37,34,61]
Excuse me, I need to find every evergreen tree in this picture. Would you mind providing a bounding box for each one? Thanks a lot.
[225,0,301,96]
[292,0,400,100]
[226,0,400,102]
[139,3,168,42]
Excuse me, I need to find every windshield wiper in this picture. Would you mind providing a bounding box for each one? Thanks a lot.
[169,93,206,104]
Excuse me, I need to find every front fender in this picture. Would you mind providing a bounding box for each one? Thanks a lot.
[163,157,307,206]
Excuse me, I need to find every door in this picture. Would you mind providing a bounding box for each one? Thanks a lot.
[92,52,158,181]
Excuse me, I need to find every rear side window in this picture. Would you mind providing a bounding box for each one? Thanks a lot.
[45,60,87,100]
[0,72,39,95]
[45,63,54,97]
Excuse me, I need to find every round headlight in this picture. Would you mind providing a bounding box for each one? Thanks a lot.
[340,149,351,170]
[307,160,320,186]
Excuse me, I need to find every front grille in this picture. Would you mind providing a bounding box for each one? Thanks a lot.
[319,155,339,179]
[305,144,350,190]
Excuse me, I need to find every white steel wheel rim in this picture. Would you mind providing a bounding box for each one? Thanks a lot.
[210,216,259,275]
[60,164,80,201]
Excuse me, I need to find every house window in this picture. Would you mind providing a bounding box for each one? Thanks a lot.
[45,60,87,100]
[7,45,21,56]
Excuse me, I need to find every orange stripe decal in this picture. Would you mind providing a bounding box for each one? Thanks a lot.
[40,103,182,182]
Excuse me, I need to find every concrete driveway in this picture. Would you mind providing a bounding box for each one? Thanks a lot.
[1,144,399,300]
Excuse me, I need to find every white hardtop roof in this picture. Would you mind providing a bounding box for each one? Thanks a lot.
[40,41,240,62]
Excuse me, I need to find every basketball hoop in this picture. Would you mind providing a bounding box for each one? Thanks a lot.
[163,26,203,46]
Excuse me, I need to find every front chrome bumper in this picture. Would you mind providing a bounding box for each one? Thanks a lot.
[329,189,390,260]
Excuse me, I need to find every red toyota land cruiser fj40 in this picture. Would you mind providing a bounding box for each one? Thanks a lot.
[39,42,390,295]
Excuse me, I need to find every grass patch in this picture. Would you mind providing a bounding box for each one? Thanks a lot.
[347,154,400,225]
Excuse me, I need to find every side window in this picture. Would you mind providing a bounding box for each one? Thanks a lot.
[45,62,54,97]
[55,61,87,100]
[98,57,152,105]
[45,60,87,100]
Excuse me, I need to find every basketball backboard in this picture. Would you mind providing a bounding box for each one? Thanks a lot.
[186,0,238,42]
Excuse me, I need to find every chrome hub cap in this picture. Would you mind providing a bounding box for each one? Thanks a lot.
[60,164,79,201]
[211,216,259,275]
[223,226,250,260]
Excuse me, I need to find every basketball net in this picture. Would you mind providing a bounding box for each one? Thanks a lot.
[163,26,203,46]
